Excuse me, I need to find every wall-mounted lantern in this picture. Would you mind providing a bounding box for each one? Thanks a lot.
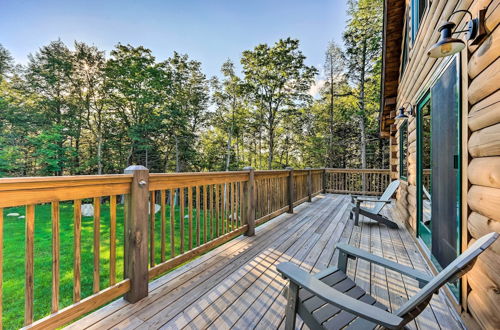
[428,9,487,58]
[395,102,414,121]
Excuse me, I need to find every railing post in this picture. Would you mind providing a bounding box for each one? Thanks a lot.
[306,167,312,202]
[322,168,327,193]
[287,167,294,213]
[243,166,255,236]
[123,165,149,303]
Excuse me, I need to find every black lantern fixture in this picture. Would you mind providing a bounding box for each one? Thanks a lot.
[395,102,414,121]
[428,9,486,58]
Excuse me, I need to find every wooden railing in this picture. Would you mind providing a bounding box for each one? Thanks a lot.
[0,167,386,329]
[324,168,391,196]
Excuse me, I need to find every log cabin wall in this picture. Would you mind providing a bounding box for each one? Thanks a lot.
[382,0,499,328]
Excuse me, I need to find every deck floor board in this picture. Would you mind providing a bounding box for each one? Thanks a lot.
[67,194,462,330]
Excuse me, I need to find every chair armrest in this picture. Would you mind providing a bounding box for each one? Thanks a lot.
[353,197,392,203]
[277,262,404,329]
[336,244,432,287]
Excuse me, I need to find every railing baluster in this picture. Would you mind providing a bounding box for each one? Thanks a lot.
[25,204,35,326]
[0,207,2,329]
[232,182,236,230]
[203,185,208,243]
[196,186,200,247]
[188,186,193,250]
[170,189,175,258]
[51,201,60,313]
[180,187,185,254]
[149,192,155,267]
[239,181,243,227]
[93,197,101,293]
[73,199,81,303]
[110,195,116,285]
[209,185,213,240]
[215,184,220,237]
[160,190,166,262]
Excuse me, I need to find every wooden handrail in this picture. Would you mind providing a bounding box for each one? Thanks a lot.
[0,167,389,329]
[325,168,390,173]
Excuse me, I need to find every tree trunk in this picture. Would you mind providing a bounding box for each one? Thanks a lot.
[175,136,180,172]
[97,134,103,175]
[268,127,274,170]
[328,55,335,168]
[225,125,232,171]
[359,39,367,191]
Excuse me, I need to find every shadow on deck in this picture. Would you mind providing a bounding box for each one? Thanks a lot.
[66,194,462,329]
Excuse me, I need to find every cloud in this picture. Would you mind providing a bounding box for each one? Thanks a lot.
[308,78,325,98]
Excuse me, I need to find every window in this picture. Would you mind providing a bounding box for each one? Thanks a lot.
[411,0,427,41]
[400,120,408,180]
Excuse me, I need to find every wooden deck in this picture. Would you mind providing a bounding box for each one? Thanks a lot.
[67,194,462,330]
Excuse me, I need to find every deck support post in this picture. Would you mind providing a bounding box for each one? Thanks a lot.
[306,167,312,202]
[322,168,327,193]
[287,167,294,213]
[243,167,255,236]
[123,165,149,303]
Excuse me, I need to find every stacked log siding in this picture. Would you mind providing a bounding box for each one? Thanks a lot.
[382,0,499,328]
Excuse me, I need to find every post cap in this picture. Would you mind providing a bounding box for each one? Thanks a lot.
[243,166,254,170]
[124,165,149,174]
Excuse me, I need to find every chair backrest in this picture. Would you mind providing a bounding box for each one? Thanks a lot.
[395,232,499,323]
[372,180,400,214]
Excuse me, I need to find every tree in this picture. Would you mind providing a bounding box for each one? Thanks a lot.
[211,60,247,170]
[71,42,108,174]
[104,44,169,169]
[163,52,209,172]
[23,40,74,175]
[241,38,317,169]
[343,0,383,170]
[323,42,351,167]
[0,44,13,80]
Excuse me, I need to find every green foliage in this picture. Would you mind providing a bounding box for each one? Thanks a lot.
[0,43,13,80]
[241,38,318,169]
[0,4,387,177]
[30,125,73,175]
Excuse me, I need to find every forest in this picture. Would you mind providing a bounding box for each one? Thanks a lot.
[0,0,387,177]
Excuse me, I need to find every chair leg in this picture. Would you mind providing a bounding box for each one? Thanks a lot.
[349,210,353,220]
[354,207,360,226]
[285,282,299,330]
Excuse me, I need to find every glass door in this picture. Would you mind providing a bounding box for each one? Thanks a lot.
[417,58,461,298]
[417,94,432,249]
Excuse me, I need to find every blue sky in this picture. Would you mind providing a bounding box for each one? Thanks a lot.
[0,0,348,79]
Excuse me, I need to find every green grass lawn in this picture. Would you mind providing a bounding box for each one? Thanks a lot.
[2,200,231,329]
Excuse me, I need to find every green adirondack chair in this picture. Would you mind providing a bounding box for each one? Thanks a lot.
[277,232,498,330]
[350,180,400,229]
